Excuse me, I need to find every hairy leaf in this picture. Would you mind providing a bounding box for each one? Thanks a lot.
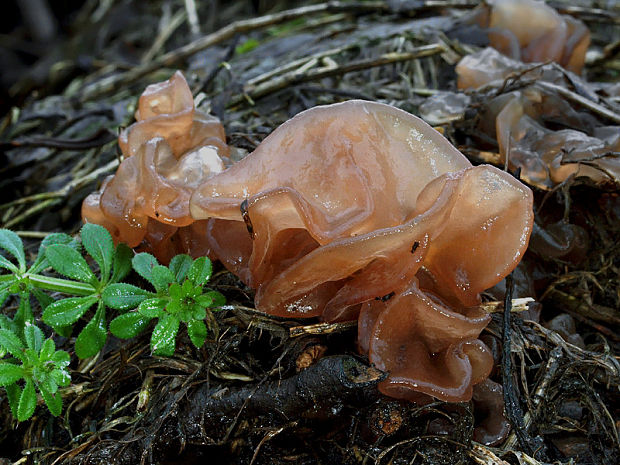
[132,253,158,287]
[0,363,24,385]
[169,254,192,282]
[187,319,207,349]
[151,314,180,356]
[17,379,36,421]
[187,257,212,285]
[42,296,97,327]
[46,244,96,283]
[0,229,25,271]
[81,224,114,281]
[110,312,151,339]
[102,283,149,310]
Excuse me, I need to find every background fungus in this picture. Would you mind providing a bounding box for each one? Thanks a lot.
[467,0,590,74]
[82,71,229,263]
[455,49,620,189]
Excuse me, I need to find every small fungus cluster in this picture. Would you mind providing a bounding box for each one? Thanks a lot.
[455,48,620,189]
[83,73,533,410]
[467,0,590,74]
[82,71,229,263]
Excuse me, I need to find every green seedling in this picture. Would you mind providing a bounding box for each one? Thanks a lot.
[106,253,225,356]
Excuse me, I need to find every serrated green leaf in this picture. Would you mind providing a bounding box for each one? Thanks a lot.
[32,288,54,310]
[5,382,20,418]
[132,253,158,287]
[205,290,226,308]
[0,363,24,385]
[0,288,10,309]
[111,243,133,283]
[39,374,58,395]
[102,283,149,310]
[110,312,151,339]
[181,279,194,297]
[29,232,73,274]
[24,323,43,352]
[0,254,18,273]
[0,229,25,271]
[46,244,96,283]
[151,314,180,356]
[51,367,70,387]
[0,314,18,334]
[0,328,25,360]
[169,254,192,282]
[39,385,63,417]
[13,292,34,332]
[187,319,207,349]
[39,338,55,361]
[151,265,174,293]
[137,298,167,318]
[195,294,214,308]
[17,379,36,421]
[192,305,206,321]
[81,224,114,282]
[168,282,182,300]
[42,296,97,328]
[75,304,106,359]
[187,257,212,285]
[51,350,70,367]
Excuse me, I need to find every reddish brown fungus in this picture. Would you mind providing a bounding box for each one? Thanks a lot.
[472,379,511,446]
[467,0,590,74]
[456,49,620,188]
[83,76,533,402]
[190,100,533,402]
[82,71,229,262]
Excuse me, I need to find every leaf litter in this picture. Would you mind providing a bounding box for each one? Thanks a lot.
[0,1,618,464]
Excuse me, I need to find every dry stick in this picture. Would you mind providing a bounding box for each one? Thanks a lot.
[1,158,119,228]
[78,1,388,101]
[536,80,620,125]
[501,275,548,459]
[231,44,446,106]
[502,346,562,451]
[141,9,187,64]
[289,298,534,338]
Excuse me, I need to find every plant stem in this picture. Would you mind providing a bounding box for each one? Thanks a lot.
[27,274,96,296]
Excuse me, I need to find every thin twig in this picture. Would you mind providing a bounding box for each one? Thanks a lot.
[78,1,388,101]
[536,80,620,124]
[231,44,445,106]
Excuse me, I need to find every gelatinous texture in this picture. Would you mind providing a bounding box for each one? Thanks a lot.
[191,100,534,401]
[472,379,511,446]
[82,72,229,262]
[468,0,590,74]
[456,49,620,189]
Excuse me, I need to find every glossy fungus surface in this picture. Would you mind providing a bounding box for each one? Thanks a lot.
[456,49,620,189]
[469,0,590,73]
[82,71,229,262]
[190,100,533,401]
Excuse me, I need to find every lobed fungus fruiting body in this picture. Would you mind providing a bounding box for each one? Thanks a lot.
[455,49,620,189]
[467,0,590,74]
[82,71,229,262]
[190,100,533,402]
[83,77,534,404]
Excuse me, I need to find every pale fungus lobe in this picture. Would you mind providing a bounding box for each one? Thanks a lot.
[190,100,533,402]
[456,49,620,188]
[468,0,590,74]
[82,71,229,262]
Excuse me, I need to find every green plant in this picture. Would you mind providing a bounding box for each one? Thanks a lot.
[106,253,225,356]
[0,225,132,358]
[0,224,225,421]
[0,323,70,421]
